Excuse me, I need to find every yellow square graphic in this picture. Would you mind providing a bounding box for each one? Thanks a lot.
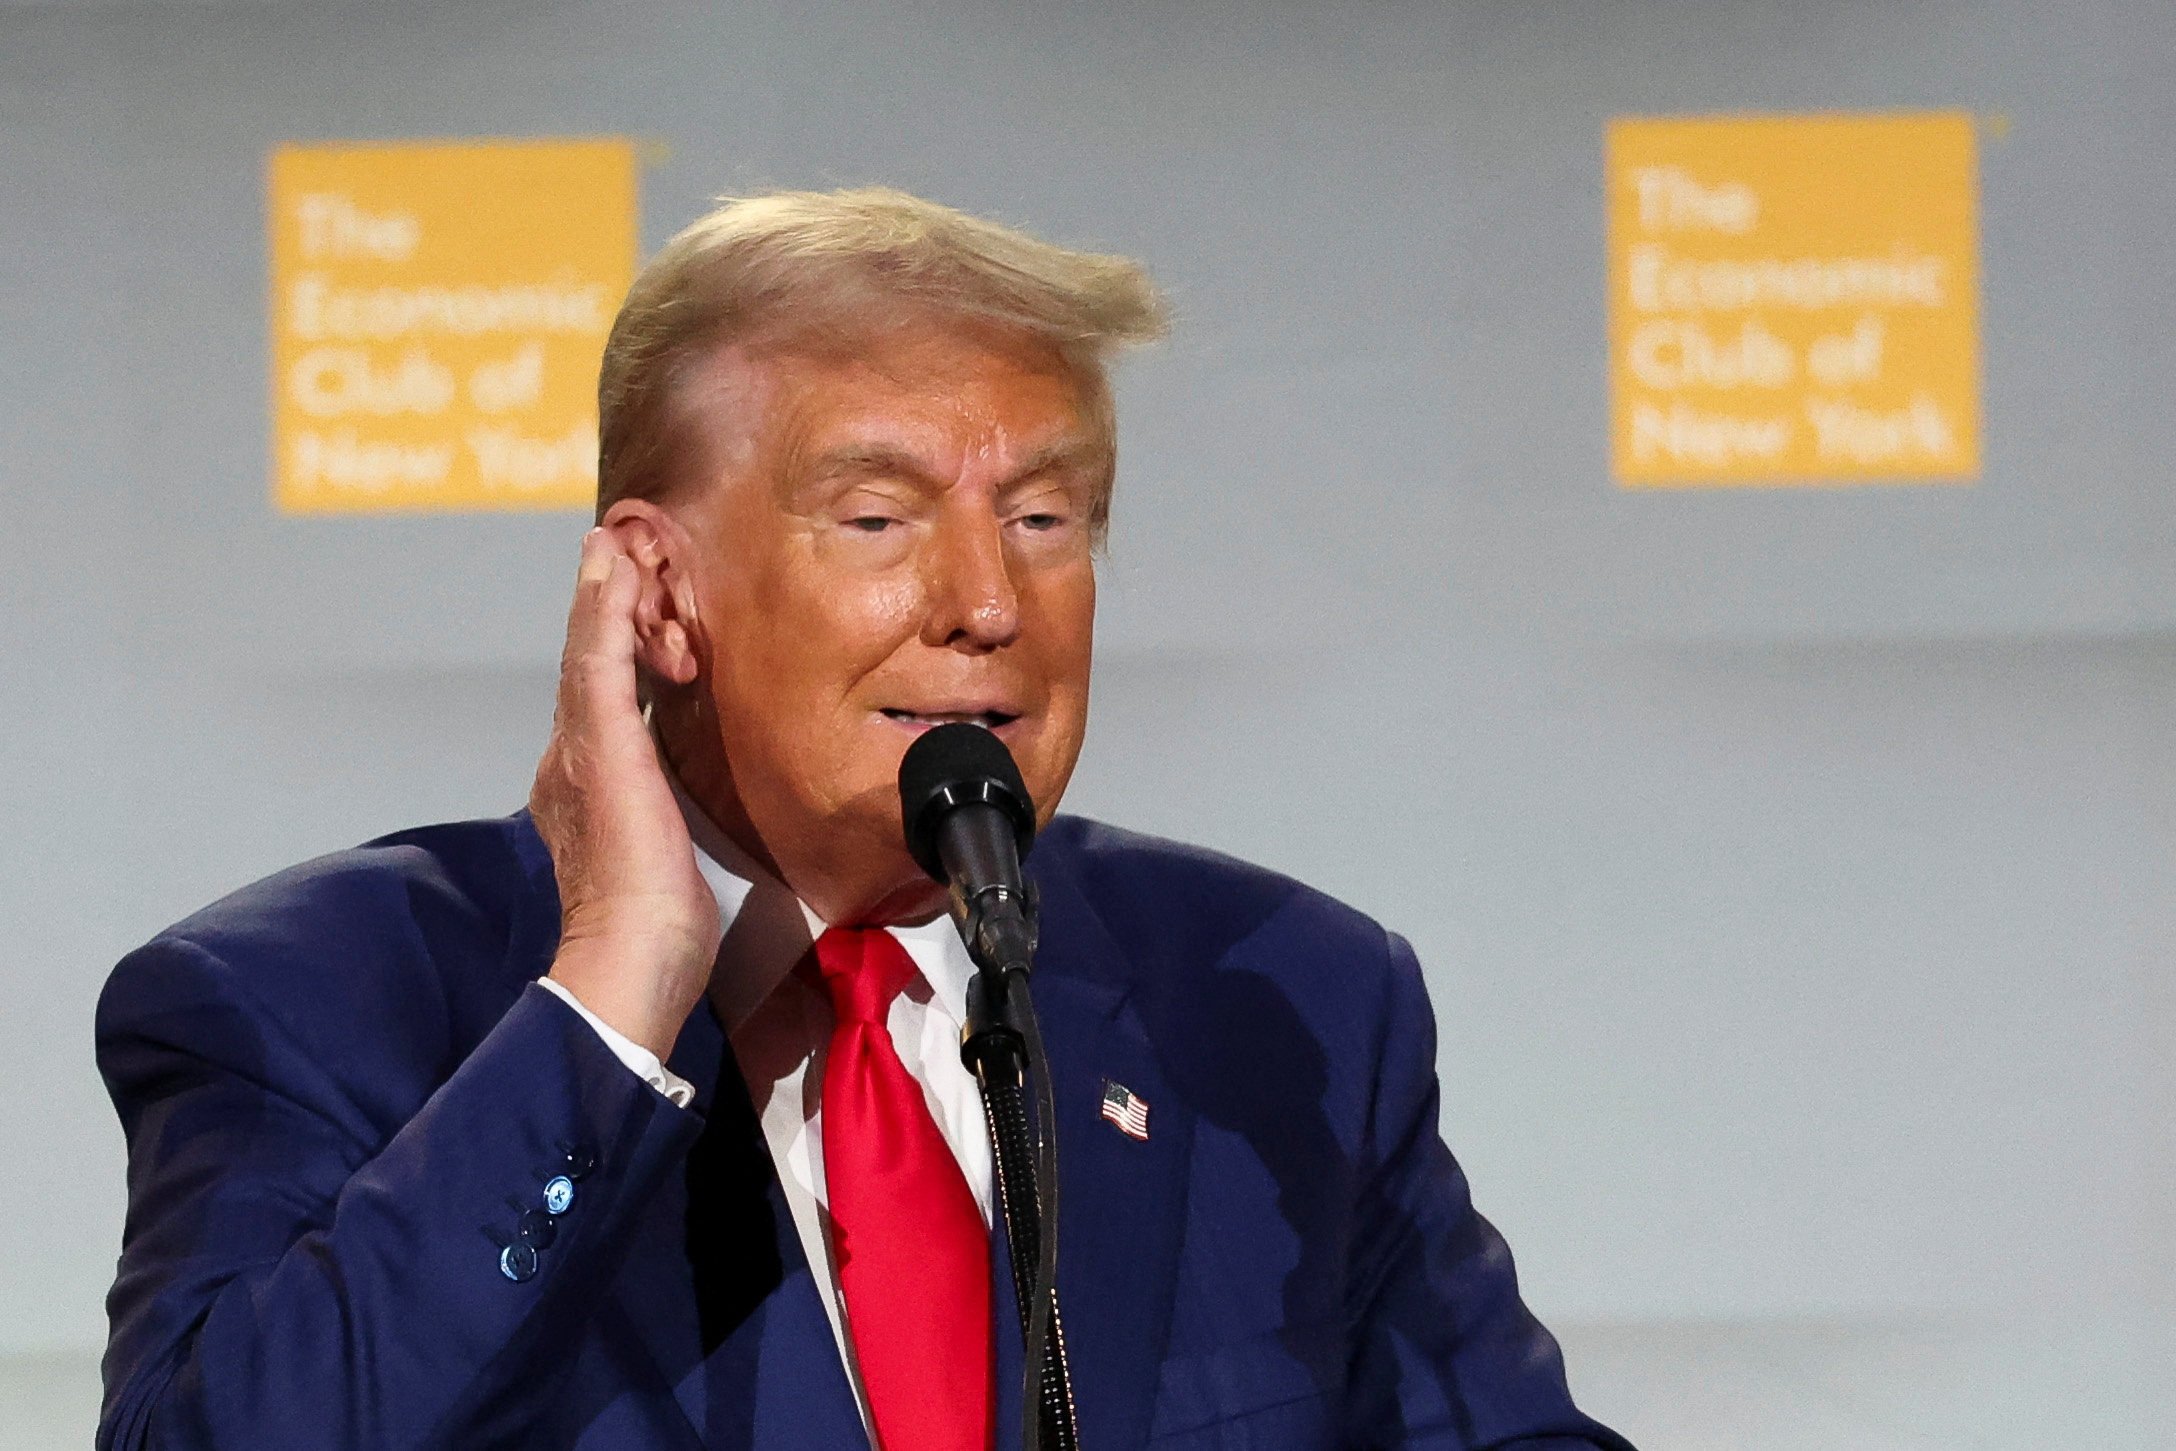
[1607,112,1980,487]
[269,137,637,513]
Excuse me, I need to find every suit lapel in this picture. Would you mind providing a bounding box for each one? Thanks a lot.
[505,812,864,1449]
[1026,857,1192,1451]
[988,1211,1027,1451]
[605,1000,868,1451]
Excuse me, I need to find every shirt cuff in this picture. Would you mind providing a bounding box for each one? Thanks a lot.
[538,977,697,1109]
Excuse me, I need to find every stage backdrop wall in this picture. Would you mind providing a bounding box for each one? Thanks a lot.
[3,0,2173,1356]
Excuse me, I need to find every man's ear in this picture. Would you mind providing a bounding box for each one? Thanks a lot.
[599,499,703,688]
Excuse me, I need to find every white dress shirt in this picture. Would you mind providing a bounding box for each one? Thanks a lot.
[539,774,993,1434]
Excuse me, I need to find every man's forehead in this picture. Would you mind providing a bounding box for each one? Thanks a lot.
[687,323,1105,478]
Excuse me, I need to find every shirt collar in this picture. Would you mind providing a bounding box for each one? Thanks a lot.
[665,767,975,1033]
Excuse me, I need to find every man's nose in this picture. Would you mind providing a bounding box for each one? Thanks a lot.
[920,511,1021,651]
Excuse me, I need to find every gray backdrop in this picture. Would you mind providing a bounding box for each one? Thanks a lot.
[4,0,2173,1431]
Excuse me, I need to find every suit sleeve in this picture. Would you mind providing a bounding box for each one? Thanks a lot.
[1340,931,1637,1451]
[95,934,704,1451]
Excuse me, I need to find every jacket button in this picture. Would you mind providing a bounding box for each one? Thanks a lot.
[516,1207,557,1250]
[499,1242,539,1283]
[543,1175,576,1215]
[563,1143,597,1180]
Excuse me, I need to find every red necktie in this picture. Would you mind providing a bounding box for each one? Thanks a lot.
[815,926,993,1451]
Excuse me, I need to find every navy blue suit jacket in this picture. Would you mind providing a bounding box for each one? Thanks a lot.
[96,811,1633,1450]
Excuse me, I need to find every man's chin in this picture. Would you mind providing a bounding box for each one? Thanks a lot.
[745,788,943,925]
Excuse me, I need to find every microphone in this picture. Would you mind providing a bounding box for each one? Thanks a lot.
[898,722,1038,975]
[900,723,1079,1451]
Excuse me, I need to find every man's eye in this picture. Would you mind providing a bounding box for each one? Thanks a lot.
[846,516,898,533]
[1017,512,1066,532]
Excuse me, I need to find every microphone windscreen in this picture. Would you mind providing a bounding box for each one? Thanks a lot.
[897,723,1037,880]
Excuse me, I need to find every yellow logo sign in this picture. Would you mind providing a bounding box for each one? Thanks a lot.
[1607,112,1981,487]
[268,138,637,513]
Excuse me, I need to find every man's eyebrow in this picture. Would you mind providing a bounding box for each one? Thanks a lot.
[802,438,1106,490]
[805,443,932,481]
[1001,438,1106,486]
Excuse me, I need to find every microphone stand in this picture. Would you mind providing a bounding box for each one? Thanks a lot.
[955,881,1079,1451]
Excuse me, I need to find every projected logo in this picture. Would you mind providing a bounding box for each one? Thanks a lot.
[1607,112,1980,487]
[268,138,637,513]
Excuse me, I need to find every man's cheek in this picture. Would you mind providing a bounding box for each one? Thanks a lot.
[850,574,926,641]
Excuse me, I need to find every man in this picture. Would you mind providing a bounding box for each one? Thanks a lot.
[97,188,1632,1450]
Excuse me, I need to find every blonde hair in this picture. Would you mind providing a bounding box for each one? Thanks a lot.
[596,186,1168,532]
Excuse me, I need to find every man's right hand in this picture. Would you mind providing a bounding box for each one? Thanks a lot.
[530,527,722,1061]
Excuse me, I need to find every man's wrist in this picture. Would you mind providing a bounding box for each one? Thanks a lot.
[545,934,702,1062]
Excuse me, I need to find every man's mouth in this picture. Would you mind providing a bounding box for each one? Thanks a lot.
[879,708,1022,731]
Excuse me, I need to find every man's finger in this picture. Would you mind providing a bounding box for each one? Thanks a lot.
[561,530,638,667]
[577,525,614,583]
[559,532,645,731]
[558,529,608,669]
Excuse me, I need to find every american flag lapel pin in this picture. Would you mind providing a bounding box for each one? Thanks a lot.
[1099,1079,1150,1141]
